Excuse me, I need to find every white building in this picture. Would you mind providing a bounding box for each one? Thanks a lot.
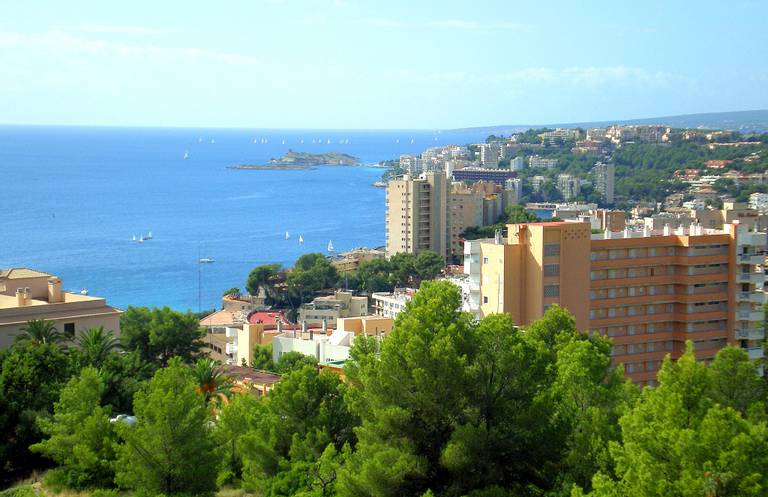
[509,156,525,171]
[479,143,501,169]
[529,155,558,169]
[749,192,768,213]
[593,161,615,204]
[272,326,356,365]
[371,288,416,319]
[557,174,581,201]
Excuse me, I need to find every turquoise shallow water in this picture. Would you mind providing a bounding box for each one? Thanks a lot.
[0,126,486,311]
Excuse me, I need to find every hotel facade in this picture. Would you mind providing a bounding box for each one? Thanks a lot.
[466,221,766,384]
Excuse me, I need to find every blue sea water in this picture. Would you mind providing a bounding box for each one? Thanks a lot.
[0,126,487,311]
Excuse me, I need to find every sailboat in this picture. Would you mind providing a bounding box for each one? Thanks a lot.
[327,240,334,253]
[132,235,137,242]
[395,138,400,144]
[300,139,304,144]
[210,138,216,144]
[145,231,153,240]
[253,138,258,143]
[298,235,304,244]
[326,139,331,144]
[282,139,286,145]
[410,138,414,144]
[183,150,189,159]
[285,231,290,240]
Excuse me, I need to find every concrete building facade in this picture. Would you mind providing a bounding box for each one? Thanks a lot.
[0,268,121,348]
[593,162,615,204]
[467,221,766,384]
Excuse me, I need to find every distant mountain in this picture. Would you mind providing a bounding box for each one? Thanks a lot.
[450,110,768,135]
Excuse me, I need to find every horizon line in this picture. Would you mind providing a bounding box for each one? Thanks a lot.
[0,108,766,133]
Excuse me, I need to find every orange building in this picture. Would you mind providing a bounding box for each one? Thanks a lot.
[469,221,766,385]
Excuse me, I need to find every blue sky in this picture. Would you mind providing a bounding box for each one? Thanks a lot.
[1,0,766,129]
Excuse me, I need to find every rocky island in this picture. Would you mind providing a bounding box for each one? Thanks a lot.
[228,150,362,171]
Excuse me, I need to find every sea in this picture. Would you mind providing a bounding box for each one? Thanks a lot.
[0,126,488,311]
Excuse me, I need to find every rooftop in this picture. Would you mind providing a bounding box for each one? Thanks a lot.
[248,310,289,326]
[0,291,103,311]
[0,268,53,280]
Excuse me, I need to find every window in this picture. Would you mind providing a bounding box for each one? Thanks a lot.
[543,264,560,277]
[543,243,560,257]
[483,296,489,304]
[483,256,489,264]
[64,322,75,337]
[543,284,560,298]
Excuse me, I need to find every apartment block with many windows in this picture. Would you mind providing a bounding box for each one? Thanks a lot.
[466,221,766,384]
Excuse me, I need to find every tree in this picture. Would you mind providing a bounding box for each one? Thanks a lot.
[14,319,67,346]
[708,346,765,416]
[275,351,318,374]
[223,287,241,298]
[214,393,261,486]
[30,367,116,489]
[252,343,275,371]
[99,350,154,415]
[338,281,474,497]
[115,358,218,497]
[77,326,121,367]
[246,264,282,297]
[0,342,72,484]
[584,343,768,497]
[240,365,356,495]
[356,259,394,293]
[120,306,206,366]
[414,251,444,282]
[190,357,232,405]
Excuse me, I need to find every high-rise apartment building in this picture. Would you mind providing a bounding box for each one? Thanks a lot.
[593,162,615,204]
[466,221,766,384]
[509,156,525,171]
[479,143,500,169]
[557,174,581,201]
[385,172,448,259]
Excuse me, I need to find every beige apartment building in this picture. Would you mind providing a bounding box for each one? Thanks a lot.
[298,290,368,326]
[330,247,385,273]
[0,268,122,348]
[467,221,766,385]
[386,172,519,260]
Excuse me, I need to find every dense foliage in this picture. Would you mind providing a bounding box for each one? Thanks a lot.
[1,283,767,497]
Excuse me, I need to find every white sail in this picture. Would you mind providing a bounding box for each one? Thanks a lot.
[299,235,304,244]
[327,240,334,252]
[285,231,290,240]
[183,150,189,159]
[132,235,136,241]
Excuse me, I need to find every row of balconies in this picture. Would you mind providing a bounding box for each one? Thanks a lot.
[738,232,768,247]
[736,309,764,322]
[736,328,765,341]
[736,291,766,304]
[737,252,766,265]
[737,272,765,285]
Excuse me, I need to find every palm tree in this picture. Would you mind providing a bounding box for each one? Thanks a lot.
[77,326,121,366]
[14,319,67,346]
[190,358,233,406]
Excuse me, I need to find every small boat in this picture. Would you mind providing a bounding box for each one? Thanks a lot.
[326,139,331,144]
[285,231,290,240]
[183,150,189,159]
[299,235,304,244]
[410,138,414,144]
[344,139,349,144]
[282,139,286,145]
[198,137,203,143]
[253,138,258,143]
[132,235,137,242]
[199,257,215,264]
[327,240,334,253]
[145,231,153,240]
[395,139,400,144]
[80,289,89,295]
[210,138,215,144]
[300,139,304,144]
[138,237,144,243]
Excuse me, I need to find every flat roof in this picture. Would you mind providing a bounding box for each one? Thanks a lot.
[0,268,53,279]
[0,291,104,310]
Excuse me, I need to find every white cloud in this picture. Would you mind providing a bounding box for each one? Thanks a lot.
[76,24,164,35]
[0,30,259,66]
[494,66,689,89]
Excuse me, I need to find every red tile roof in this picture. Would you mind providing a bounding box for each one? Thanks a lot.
[248,310,289,326]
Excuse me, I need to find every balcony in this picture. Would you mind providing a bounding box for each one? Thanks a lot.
[737,272,765,285]
[225,327,237,338]
[225,342,238,355]
[747,347,764,360]
[736,291,766,305]
[736,328,765,341]
[739,232,768,247]
[738,252,766,265]
[736,310,764,322]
